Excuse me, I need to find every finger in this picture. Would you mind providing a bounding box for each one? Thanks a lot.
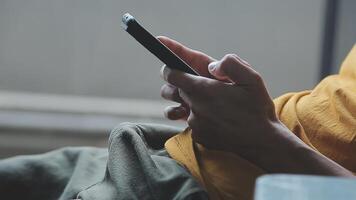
[208,61,230,81]
[157,36,215,77]
[160,84,184,103]
[208,54,262,86]
[164,105,189,120]
[160,83,191,112]
[160,65,201,93]
[207,61,231,82]
[177,88,193,107]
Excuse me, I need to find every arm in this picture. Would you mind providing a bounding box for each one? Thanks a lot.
[158,36,354,177]
[251,121,354,177]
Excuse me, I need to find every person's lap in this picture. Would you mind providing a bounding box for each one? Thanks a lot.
[0,123,208,200]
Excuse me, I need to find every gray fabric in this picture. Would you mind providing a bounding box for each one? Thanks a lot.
[0,123,208,200]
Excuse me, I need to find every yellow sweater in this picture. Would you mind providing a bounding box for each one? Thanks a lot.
[165,45,356,200]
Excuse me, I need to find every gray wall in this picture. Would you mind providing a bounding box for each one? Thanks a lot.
[0,0,325,99]
[332,0,356,73]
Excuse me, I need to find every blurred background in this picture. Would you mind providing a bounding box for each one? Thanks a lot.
[0,0,355,158]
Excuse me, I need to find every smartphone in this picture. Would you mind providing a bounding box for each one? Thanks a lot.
[121,13,198,75]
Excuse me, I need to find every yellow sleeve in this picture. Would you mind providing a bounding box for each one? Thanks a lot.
[274,45,356,171]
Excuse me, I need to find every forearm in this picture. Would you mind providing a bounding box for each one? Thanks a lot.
[244,122,354,177]
[289,142,353,177]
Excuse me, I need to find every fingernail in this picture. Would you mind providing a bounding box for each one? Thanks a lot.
[163,65,172,74]
[161,64,170,74]
[160,65,165,78]
[208,61,218,71]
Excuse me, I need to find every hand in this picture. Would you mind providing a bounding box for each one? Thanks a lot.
[158,37,354,177]
[159,37,279,157]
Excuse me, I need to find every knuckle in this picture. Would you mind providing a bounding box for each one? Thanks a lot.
[161,84,181,102]
[162,66,175,84]
[220,54,239,71]
[171,87,180,99]
[165,73,174,84]
[160,84,170,99]
[252,71,263,83]
[223,54,238,63]
[187,108,198,123]
[177,88,189,102]
[226,53,238,59]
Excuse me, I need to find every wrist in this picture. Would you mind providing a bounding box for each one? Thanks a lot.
[240,121,353,176]
[235,120,305,172]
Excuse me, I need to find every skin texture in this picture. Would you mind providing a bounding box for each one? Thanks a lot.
[157,36,354,177]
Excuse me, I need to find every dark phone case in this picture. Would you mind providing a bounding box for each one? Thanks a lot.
[122,14,198,75]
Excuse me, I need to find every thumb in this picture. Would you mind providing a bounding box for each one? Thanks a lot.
[208,54,260,86]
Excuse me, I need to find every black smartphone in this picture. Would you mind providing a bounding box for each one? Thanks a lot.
[121,13,199,75]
